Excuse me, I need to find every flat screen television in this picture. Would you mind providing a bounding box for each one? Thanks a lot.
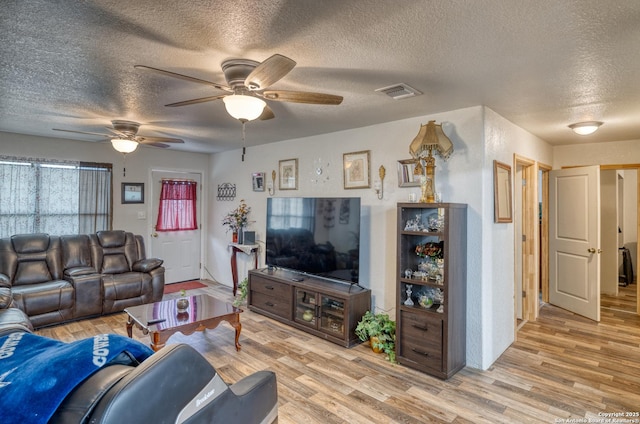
[265,197,361,284]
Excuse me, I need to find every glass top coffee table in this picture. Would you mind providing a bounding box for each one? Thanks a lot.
[125,294,243,352]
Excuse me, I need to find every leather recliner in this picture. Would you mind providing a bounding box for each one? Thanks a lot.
[89,231,164,314]
[0,234,75,328]
[51,343,278,424]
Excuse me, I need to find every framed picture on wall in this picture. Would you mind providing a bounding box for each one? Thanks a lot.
[279,158,298,190]
[343,150,371,189]
[493,160,512,223]
[252,172,265,191]
[122,182,144,204]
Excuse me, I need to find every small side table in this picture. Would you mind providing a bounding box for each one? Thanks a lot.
[229,243,259,296]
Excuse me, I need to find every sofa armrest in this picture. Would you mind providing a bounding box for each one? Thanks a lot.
[64,266,97,277]
[132,258,163,273]
[0,287,11,310]
[0,273,10,289]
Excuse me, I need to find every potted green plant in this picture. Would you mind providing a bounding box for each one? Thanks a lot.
[355,311,396,363]
[233,278,249,307]
[233,278,248,307]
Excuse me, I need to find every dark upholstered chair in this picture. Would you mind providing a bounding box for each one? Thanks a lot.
[90,230,164,314]
[0,234,74,328]
[51,343,278,424]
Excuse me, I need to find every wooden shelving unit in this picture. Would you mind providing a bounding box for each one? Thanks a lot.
[395,202,467,379]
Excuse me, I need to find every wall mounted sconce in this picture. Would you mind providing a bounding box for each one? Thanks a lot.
[374,165,386,200]
[568,121,603,135]
[267,170,276,195]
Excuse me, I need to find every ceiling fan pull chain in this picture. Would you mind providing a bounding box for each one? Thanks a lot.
[241,120,247,162]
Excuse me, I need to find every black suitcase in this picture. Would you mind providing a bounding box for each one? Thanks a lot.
[619,247,634,286]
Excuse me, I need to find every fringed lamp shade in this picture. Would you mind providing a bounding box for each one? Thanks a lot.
[409,120,453,160]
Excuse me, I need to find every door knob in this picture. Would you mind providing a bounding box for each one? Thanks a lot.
[151,232,158,238]
[587,248,596,253]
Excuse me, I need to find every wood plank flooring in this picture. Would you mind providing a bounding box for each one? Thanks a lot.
[36,280,640,423]
[601,283,637,313]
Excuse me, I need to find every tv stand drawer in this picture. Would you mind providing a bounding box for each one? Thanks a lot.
[250,291,290,319]
[250,276,290,298]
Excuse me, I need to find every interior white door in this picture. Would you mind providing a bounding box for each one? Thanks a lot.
[150,171,202,284]
[549,166,601,321]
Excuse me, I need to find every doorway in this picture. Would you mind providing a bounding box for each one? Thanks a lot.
[541,164,640,317]
[514,155,541,333]
[600,167,638,314]
[150,170,203,284]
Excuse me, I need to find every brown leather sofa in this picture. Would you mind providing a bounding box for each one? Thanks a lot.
[0,230,164,328]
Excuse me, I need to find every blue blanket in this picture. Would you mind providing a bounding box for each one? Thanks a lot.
[0,332,153,423]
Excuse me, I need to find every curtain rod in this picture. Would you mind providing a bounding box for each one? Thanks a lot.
[161,178,196,182]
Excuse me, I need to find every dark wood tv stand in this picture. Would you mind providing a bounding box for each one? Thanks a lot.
[248,268,371,347]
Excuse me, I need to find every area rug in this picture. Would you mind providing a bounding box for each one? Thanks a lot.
[163,280,207,294]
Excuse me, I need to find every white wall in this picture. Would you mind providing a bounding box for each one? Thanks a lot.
[207,105,553,370]
[0,131,209,253]
[482,108,553,367]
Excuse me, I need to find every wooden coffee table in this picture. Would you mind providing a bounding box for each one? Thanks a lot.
[124,294,242,352]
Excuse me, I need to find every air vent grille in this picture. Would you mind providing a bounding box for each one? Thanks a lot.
[375,83,422,100]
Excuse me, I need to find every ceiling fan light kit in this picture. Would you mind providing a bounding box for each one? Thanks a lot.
[111,138,139,153]
[222,94,266,121]
[568,121,603,135]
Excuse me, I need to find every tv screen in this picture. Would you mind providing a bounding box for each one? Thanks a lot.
[266,197,361,284]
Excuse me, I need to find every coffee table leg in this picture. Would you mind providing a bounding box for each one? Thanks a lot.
[150,331,170,352]
[230,314,242,351]
[126,315,134,338]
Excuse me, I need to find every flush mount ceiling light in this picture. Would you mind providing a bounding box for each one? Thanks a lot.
[222,94,267,122]
[111,138,139,153]
[568,121,603,136]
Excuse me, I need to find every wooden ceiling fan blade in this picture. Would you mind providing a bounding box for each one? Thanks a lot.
[137,136,184,143]
[165,94,227,107]
[141,142,170,148]
[52,128,112,138]
[135,65,232,91]
[259,105,275,120]
[262,90,343,105]
[245,54,296,90]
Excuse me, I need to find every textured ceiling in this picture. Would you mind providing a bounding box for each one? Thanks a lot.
[1,0,639,153]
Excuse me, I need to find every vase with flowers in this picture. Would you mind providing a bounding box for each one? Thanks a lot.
[415,241,444,279]
[222,199,251,243]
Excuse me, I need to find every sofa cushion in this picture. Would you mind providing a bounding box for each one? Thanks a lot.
[11,233,50,254]
[12,280,74,317]
[96,231,127,248]
[60,234,93,270]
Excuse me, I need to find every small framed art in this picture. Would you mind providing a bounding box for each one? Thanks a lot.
[343,150,371,189]
[122,182,144,204]
[279,158,298,190]
[493,160,513,223]
[252,172,265,191]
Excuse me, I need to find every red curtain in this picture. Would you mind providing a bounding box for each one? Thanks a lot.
[156,180,198,231]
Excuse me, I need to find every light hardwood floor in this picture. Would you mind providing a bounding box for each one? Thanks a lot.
[37,281,640,423]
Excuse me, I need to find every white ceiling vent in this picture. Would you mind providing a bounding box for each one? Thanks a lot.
[375,83,422,100]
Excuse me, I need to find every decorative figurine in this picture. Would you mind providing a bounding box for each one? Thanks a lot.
[404,285,414,306]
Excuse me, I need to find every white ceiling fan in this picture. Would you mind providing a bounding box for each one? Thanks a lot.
[135,54,343,122]
[53,120,184,153]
